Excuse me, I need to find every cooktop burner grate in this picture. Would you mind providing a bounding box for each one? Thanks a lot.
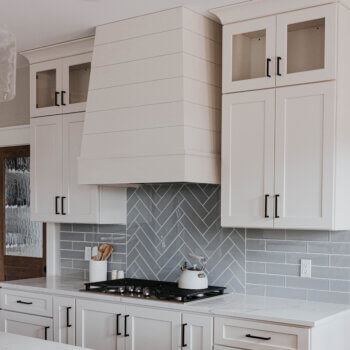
[84,278,225,302]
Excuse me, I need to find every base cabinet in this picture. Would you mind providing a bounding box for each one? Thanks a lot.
[183,313,213,350]
[0,310,53,341]
[76,299,126,350]
[53,296,75,345]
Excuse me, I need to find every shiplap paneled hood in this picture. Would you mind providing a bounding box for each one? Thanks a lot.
[78,7,222,185]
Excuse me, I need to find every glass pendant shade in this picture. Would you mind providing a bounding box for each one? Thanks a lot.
[0,25,16,102]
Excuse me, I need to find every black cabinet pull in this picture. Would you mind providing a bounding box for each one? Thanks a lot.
[266,58,272,78]
[181,323,187,347]
[16,300,33,305]
[277,57,282,76]
[44,326,50,340]
[116,313,121,336]
[61,197,66,215]
[275,194,280,218]
[264,194,269,218]
[246,334,271,341]
[55,91,60,106]
[61,91,66,106]
[55,196,60,215]
[66,306,72,328]
[124,315,129,337]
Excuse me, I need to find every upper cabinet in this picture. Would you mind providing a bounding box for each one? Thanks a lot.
[22,37,94,118]
[222,3,336,93]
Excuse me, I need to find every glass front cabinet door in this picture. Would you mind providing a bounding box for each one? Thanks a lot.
[62,53,92,113]
[30,59,63,117]
[276,3,337,86]
[223,16,276,93]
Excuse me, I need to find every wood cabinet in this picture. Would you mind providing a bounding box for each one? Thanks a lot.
[53,296,75,345]
[222,82,336,230]
[30,113,126,224]
[29,52,92,117]
[182,313,213,350]
[76,299,126,350]
[125,305,181,350]
[222,3,336,93]
[0,310,53,341]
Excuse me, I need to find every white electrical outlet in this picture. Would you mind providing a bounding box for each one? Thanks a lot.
[301,259,312,278]
[92,246,98,257]
[85,247,92,261]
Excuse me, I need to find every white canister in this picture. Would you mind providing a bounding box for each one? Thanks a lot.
[117,270,125,279]
[89,260,107,283]
[111,270,118,280]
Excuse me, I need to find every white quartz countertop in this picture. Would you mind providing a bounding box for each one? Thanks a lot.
[0,332,87,350]
[1,276,350,327]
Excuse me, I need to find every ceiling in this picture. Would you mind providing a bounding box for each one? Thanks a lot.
[2,0,245,54]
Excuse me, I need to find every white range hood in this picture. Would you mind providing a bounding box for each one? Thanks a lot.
[78,7,222,185]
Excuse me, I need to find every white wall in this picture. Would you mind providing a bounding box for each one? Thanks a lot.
[0,58,29,128]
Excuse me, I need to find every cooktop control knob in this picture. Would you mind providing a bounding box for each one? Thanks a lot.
[142,287,151,297]
[135,286,142,294]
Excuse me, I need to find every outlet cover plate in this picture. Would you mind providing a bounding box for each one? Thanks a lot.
[301,259,312,278]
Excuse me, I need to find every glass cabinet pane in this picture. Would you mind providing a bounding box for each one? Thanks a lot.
[36,69,56,108]
[69,62,91,104]
[5,157,43,258]
[287,18,325,74]
[232,29,266,82]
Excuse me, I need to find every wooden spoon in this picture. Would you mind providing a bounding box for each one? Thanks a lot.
[102,245,114,261]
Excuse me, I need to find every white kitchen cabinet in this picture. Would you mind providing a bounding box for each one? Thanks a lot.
[53,296,75,345]
[30,115,62,223]
[221,3,336,93]
[276,4,336,87]
[274,82,335,229]
[31,113,126,224]
[222,81,336,230]
[223,16,276,93]
[182,313,213,350]
[29,53,92,118]
[0,310,53,341]
[222,89,275,228]
[76,299,126,350]
[125,305,181,350]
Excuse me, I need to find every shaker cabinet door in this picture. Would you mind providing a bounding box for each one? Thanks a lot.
[276,4,337,87]
[222,89,275,228]
[274,82,336,229]
[62,113,99,223]
[30,115,63,222]
[222,16,276,93]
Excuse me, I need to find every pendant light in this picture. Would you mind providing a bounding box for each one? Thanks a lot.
[0,25,16,102]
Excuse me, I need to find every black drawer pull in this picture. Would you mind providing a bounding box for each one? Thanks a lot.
[124,315,129,337]
[264,194,269,218]
[181,323,187,347]
[116,313,121,336]
[55,196,60,215]
[246,334,271,341]
[67,306,72,328]
[61,90,66,106]
[16,300,33,305]
[266,58,272,78]
[44,326,50,340]
[61,196,66,215]
[55,91,60,106]
[275,194,280,218]
[277,57,282,76]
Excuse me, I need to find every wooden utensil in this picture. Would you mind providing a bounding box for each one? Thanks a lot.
[102,245,114,261]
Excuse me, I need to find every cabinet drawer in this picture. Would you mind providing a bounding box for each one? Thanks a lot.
[0,289,52,317]
[215,317,310,350]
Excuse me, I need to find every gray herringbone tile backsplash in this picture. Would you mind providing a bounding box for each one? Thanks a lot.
[60,184,350,304]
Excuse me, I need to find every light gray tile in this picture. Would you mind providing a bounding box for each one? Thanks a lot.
[60,224,72,232]
[60,232,85,242]
[330,231,350,242]
[330,255,350,268]
[60,259,73,268]
[286,276,329,290]
[246,251,285,263]
[246,239,265,251]
[312,266,350,280]
[266,240,307,253]
[308,242,350,254]
[246,284,265,296]
[98,225,126,233]
[60,241,72,250]
[61,250,84,260]
[72,224,97,232]
[247,229,285,240]
[285,252,329,266]
[72,242,92,251]
[73,260,89,269]
[286,230,329,242]
[246,273,284,287]
[307,290,350,304]
[246,262,265,273]
[266,286,307,300]
[266,263,299,276]
[330,280,350,292]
